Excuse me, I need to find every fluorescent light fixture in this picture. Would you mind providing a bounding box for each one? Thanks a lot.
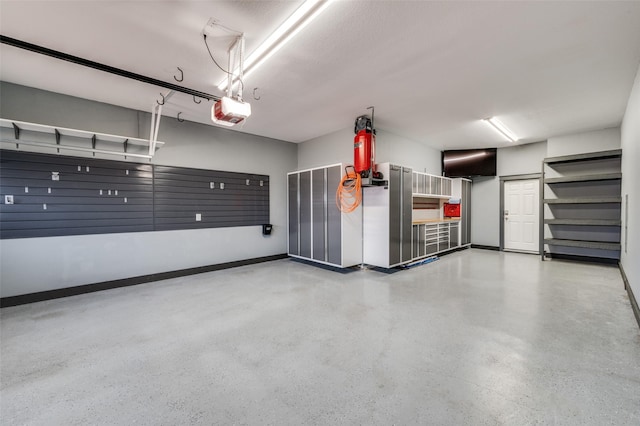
[218,0,335,91]
[483,117,519,142]
[443,152,487,163]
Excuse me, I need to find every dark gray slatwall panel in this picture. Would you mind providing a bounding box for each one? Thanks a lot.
[153,165,269,231]
[1,150,271,239]
[0,150,153,239]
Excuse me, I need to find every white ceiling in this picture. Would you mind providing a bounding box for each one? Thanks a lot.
[1,1,640,150]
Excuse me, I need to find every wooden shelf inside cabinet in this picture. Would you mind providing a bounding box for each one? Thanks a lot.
[543,197,621,204]
[412,193,451,199]
[544,173,622,184]
[544,238,621,251]
[544,219,621,226]
[543,149,622,165]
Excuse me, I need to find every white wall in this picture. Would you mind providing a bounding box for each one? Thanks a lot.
[620,62,640,304]
[547,127,621,157]
[0,83,297,297]
[298,127,441,174]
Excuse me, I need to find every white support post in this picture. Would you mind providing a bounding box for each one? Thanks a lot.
[148,90,175,156]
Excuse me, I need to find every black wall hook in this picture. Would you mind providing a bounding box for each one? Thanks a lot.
[253,87,261,100]
[193,96,201,104]
[174,67,184,82]
[177,112,184,123]
[157,93,165,105]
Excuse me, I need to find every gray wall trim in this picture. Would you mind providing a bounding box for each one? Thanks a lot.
[470,244,500,251]
[0,253,288,308]
[499,174,542,251]
[619,263,640,331]
[499,173,542,182]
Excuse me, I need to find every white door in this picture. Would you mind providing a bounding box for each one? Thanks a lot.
[504,179,539,253]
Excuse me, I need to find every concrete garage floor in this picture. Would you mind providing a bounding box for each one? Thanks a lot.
[1,249,639,425]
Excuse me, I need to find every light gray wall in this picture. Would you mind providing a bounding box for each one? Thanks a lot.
[297,127,352,170]
[469,176,501,247]
[297,127,441,174]
[470,141,547,247]
[497,141,547,176]
[620,62,640,303]
[547,127,621,157]
[0,82,297,298]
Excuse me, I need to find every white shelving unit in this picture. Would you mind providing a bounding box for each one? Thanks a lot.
[0,118,164,160]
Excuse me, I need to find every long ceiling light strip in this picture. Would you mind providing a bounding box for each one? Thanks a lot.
[218,0,335,91]
[483,117,519,142]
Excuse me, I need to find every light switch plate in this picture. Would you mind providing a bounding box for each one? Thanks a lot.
[196,213,202,221]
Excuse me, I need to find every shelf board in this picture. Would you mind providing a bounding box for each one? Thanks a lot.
[544,173,621,184]
[543,197,621,204]
[544,219,621,226]
[543,149,622,165]
[544,239,621,250]
[412,193,451,199]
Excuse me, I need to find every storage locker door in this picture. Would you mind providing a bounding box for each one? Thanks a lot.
[412,225,419,259]
[299,171,312,258]
[462,180,471,245]
[326,165,342,265]
[388,165,402,266]
[312,168,326,261]
[288,173,299,255]
[450,223,459,247]
[419,224,426,257]
[401,167,413,263]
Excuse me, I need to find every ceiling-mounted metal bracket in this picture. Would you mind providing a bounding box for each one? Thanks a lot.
[91,134,97,156]
[55,129,61,153]
[174,67,184,82]
[149,90,174,156]
[123,139,128,159]
[12,122,20,148]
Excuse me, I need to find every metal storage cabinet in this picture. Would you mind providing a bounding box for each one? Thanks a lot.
[363,163,412,268]
[461,179,471,245]
[412,224,426,259]
[450,222,460,247]
[451,177,471,246]
[287,164,362,268]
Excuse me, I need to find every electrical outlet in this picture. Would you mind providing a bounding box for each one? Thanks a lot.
[5,195,14,204]
[196,213,202,221]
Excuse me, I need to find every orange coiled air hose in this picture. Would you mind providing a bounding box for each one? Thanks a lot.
[336,167,362,213]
